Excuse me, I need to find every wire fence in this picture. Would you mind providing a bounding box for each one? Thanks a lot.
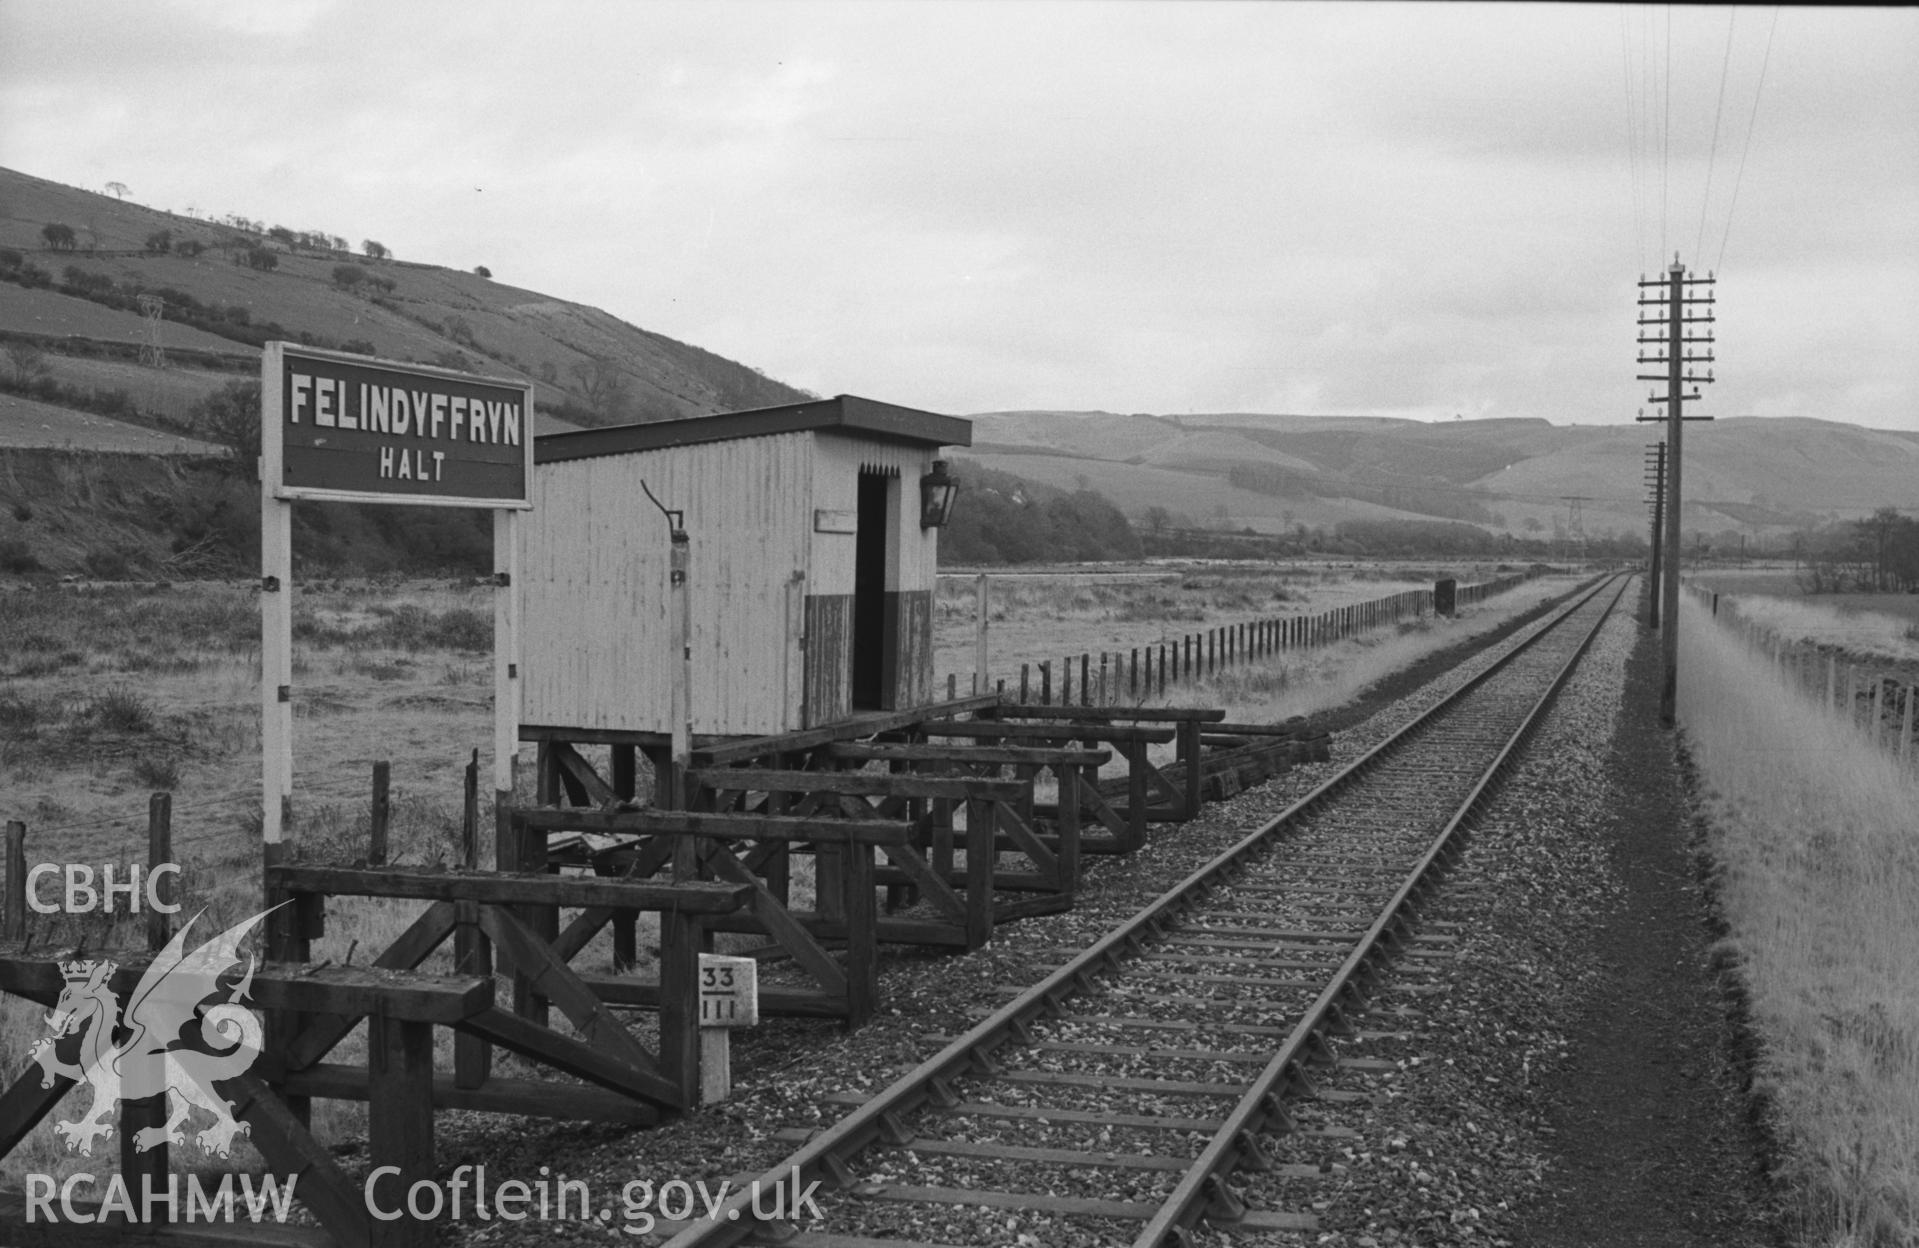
[944,569,1541,707]
[1687,582,1917,766]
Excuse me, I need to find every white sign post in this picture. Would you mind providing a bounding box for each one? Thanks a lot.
[697,953,760,1103]
[258,343,533,849]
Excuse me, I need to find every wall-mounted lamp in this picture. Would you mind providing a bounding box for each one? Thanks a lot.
[919,459,959,529]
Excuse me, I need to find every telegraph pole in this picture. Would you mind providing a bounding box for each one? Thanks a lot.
[1636,257,1716,726]
[1644,438,1666,629]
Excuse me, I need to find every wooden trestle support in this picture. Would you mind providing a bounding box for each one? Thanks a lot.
[0,697,1325,1246]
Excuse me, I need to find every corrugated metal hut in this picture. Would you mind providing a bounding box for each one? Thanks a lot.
[520,395,972,740]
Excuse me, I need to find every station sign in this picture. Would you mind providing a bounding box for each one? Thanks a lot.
[697,954,759,1028]
[263,342,532,509]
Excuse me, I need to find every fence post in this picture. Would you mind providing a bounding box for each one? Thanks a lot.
[1130,648,1139,701]
[1902,681,1915,763]
[1021,663,1030,704]
[456,749,491,1087]
[3,817,23,933]
[1063,658,1073,706]
[369,760,391,867]
[128,793,176,1189]
[2,821,21,940]
[147,793,173,952]
[1041,661,1052,705]
[1872,676,1886,750]
[1081,653,1091,706]
[975,572,989,694]
[1099,652,1108,706]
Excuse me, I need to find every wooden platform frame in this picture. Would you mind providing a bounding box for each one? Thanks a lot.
[0,947,496,1248]
[503,806,906,1027]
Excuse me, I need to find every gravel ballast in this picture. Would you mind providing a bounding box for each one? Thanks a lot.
[411,581,1775,1246]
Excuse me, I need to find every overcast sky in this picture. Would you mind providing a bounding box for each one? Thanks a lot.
[3,1,1915,429]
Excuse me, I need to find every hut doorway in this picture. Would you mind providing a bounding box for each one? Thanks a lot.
[851,470,892,710]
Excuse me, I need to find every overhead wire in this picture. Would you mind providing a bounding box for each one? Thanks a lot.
[1716,6,1781,275]
[1695,7,1739,269]
[1661,3,1673,263]
[1620,5,1645,273]
[1634,4,1658,275]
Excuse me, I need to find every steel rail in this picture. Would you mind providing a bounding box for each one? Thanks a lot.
[663,573,1624,1248]
[1135,572,1629,1247]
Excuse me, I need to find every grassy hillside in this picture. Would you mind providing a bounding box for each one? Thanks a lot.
[954,450,1439,534]
[0,166,827,577]
[0,166,812,439]
[0,393,219,454]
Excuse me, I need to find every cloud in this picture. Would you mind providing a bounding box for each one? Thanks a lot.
[1,1,1913,428]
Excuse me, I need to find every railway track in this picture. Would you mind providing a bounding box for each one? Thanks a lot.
[663,573,1630,1248]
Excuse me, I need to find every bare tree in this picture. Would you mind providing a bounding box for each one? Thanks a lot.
[5,341,50,386]
[105,181,128,200]
[1856,507,1902,592]
[568,355,632,422]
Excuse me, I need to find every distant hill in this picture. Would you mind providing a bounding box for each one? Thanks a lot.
[960,410,1919,542]
[0,166,812,444]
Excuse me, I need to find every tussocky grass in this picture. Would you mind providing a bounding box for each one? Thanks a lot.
[1679,593,1919,1246]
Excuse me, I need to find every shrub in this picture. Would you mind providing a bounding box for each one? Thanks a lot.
[244,246,278,271]
[145,229,172,254]
[132,755,181,790]
[61,266,117,298]
[0,247,21,272]
[191,378,264,473]
[332,264,366,290]
[0,693,47,733]
[151,286,205,315]
[175,239,206,258]
[40,223,76,250]
[424,607,492,651]
[85,686,155,734]
[0,538,39,572]
[83,549,130,579]
[11,503,31,523]
[474,265,491,278]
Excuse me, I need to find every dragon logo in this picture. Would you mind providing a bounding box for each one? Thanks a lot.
[28,906,278,1159]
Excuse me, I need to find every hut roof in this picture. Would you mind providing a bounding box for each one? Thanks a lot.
[535,394,971,465]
